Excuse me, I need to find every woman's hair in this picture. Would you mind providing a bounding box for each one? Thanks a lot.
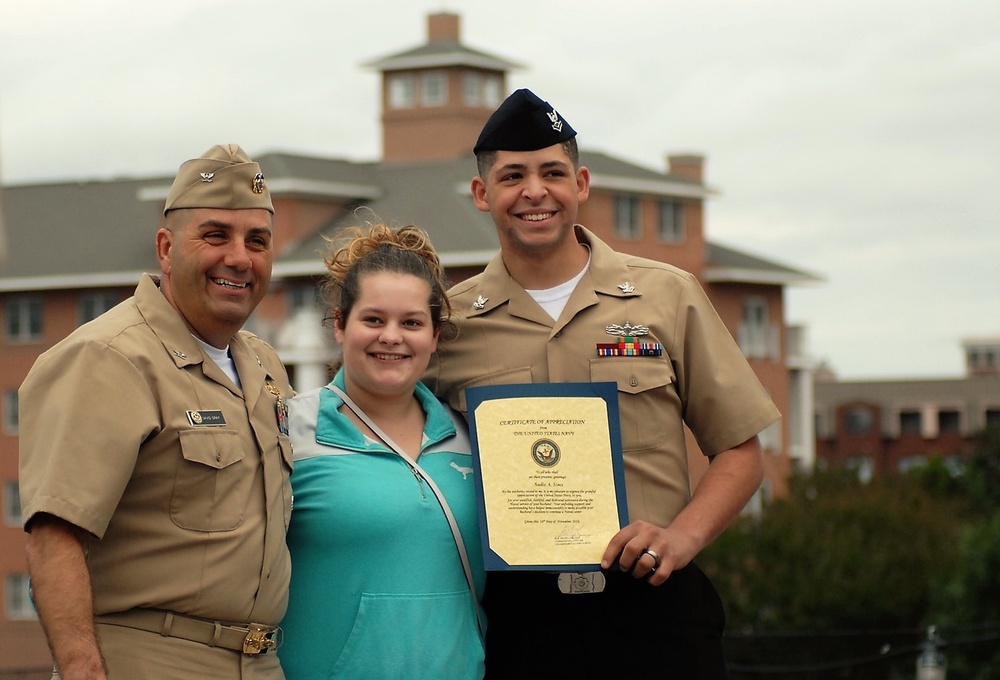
[321,222,455,341]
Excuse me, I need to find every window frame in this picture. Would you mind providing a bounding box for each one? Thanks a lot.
[658,199,685,243]
[420,71,448,107]
[388,74,416,109]
[614,195,641,239]
[4,297,44,343]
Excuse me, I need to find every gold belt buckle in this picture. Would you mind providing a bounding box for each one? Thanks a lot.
[557,572,606,594]
[242,624,278,655]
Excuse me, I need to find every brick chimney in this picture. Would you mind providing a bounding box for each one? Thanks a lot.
[427,12,460,41]
[667,153,704,182]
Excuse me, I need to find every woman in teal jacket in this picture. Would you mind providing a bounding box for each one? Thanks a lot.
[280,224,485,680]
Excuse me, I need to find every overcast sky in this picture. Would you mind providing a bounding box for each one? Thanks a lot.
[1,0,997,379]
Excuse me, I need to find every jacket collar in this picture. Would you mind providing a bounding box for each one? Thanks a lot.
[315,368,457,452]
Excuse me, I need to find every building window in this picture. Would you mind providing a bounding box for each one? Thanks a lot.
[463,74,481,106]
[900,410,922,436]
[658,199,685,243]
[388,74,416,109]
[483,77,502,107]
[938,409,961,435]
[79,292,120,325]
[288,285,321,314]
[614,195,641,239]
[986,408,1000,429]
[3,481,21,527]
[2,390,17,435]
[844,406,874,436]
[421,72,447,106]
[4,573,36,620]
[738,296,779,360]
[5,298,43,342]
[464,73,503,107]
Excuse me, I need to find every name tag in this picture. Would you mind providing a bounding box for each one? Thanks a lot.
[186,410,227,426]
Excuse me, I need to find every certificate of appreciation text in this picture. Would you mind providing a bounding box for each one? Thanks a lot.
[466,382,628,571]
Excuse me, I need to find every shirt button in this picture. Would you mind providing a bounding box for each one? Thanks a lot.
[216,453,223,462]
[629,376,639,387]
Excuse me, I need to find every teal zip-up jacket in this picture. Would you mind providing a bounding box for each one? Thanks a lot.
[279,369,485,680]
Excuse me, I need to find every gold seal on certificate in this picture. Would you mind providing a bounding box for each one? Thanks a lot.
[465,382,629,571]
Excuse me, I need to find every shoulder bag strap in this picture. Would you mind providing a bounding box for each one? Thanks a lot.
[329,385,485,638]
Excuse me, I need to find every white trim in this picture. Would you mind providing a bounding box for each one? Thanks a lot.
[704,267,823,286]
[0,271,145,293]
[272,249,497,279]
[588,173,716,200]
[367,52,520,72]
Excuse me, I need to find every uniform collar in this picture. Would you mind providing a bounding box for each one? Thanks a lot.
[134,274,207,368]
[315,368,457,452]
[134,273,270,401]
[465,226,641,321]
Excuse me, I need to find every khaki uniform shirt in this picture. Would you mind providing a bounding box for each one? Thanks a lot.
[426,227,780,526]
[19,274,293,625]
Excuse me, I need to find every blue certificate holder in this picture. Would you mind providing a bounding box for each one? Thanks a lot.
[466,382,629,571]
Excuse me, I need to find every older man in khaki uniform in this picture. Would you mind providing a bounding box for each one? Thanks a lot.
[19,145,293,680]
[425,90,781,678]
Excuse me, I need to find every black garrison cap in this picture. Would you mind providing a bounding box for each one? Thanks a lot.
[473,88,577,155]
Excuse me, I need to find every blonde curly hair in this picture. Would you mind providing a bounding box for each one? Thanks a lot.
[321,222,454,340]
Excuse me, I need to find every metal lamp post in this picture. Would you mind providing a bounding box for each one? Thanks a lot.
[916,625,946,680]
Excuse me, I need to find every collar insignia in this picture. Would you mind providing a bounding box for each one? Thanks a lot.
[172,349,187,360]
[618,282,636,294]
[473,295,488,310]
[199,172,215,183]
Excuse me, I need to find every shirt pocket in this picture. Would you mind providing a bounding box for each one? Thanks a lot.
[590,358,679,452]
[171,428,252,532]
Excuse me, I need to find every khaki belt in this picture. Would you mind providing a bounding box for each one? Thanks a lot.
[96,608,281,655]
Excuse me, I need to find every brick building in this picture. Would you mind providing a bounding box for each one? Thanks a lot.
[814,337,1000,480]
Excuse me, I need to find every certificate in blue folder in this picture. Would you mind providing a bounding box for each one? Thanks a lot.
[465,382,629,571]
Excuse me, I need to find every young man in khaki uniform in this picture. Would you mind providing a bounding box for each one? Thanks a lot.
[425,90,781,678]
[19,145,294,680]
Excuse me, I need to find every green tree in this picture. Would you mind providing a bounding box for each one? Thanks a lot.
[929,427,1000,679]
[701,470,966,678]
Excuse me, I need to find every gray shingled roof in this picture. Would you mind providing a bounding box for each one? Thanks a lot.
[705,241,823,286]
[273,157,499,276]
[365,39,521,72]
[0,148,817,291]
[0,178,163,288]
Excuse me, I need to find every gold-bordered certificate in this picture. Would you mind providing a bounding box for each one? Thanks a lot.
[465,382,628,571]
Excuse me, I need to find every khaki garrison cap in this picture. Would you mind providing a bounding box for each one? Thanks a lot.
[163,144,274,215]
